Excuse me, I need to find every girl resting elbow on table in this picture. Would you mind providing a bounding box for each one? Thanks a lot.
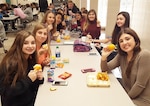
[101,28,150,106]
[33,23,51,66]
[0,30,44,106]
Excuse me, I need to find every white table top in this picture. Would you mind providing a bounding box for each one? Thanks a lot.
[35,45,135,106]
[2,15,19,21]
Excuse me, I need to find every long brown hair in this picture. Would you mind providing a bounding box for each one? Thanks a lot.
[32,23,51,57]
[82,9,97,31]
[0,31,37,86]
[117,28,141,78]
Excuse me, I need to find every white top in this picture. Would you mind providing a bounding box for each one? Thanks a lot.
[35,45,135,106]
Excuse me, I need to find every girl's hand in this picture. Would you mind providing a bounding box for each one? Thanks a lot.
[62,21,66,26]
[53,31,60,37]
[47,24,53,31]
[38,48,47,55]
[42,57,50,66]
[37,71,44,80]
[28,70,37,82]
[101,47,113,61]
[86,34,92,39]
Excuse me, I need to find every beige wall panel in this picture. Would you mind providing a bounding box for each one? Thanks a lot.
[80,0,87,9]
[105,0,120,36]
[0,0,6,3]
[72,0,80,9]
[90,0,98,13]
[131,0,150,50]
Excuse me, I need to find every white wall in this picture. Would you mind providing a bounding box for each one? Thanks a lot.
[0,0,6,3]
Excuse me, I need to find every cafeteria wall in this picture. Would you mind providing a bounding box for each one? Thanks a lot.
[0,0,6,3]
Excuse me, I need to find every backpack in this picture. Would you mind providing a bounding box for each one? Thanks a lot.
[73,39,92,52]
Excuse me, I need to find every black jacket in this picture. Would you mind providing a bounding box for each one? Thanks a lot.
[39,0,48,12]
[0,60,44,106]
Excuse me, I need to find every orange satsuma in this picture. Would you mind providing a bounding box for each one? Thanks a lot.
[107,44,115,51]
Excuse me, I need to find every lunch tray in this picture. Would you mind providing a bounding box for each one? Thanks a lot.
[86,73,110,87]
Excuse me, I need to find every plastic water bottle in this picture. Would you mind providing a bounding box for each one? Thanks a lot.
[55,46,61,60]
[50,56,56,69]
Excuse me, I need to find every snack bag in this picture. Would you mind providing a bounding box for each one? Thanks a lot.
[58,72,72,80]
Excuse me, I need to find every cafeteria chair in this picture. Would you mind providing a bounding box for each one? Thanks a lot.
[0,38,8,53]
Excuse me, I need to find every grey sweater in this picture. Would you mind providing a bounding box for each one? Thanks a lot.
[101,50,150,106]
[0,21,6,39]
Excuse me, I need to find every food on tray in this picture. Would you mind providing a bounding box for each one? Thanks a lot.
[42,44,48,49]
[107,44,115,51]
[56,38,61,43]
[58,72,72,80]
[97,72,109,81]
[33,64,42,71]
[87,72,110,87]
[64,35,70,40]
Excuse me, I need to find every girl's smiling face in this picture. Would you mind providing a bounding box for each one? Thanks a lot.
[35,28,48,44]
[116,14,126,28]
[88,11,96,21]
[119,33,136,54]
[22,35,36,58]
[56,14,62,25]
[46,13,55,25]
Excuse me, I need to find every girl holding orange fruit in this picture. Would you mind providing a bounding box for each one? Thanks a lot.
[101,28,150,106]
[33,23,51,66]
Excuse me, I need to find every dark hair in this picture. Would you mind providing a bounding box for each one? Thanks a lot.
[55,12,64,21]
[117,28,141,78]
[76,11,82,16]
[0,30,37,86]
[82,10,88,14]
[57,8,63,12]
[112,11,130,45]
[11,4,17,8]
[26,4,30,8]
